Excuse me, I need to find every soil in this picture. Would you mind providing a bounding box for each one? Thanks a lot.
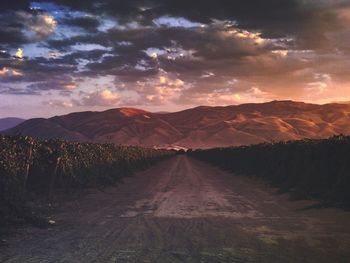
[1,155,350,262]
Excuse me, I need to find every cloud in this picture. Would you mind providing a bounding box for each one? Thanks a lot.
[2,1,30,10]
[0,9,57,46]
[81,89,120,106]
[0,67,23,77]
[177,86,276,106]
[45,99,74,108]
[0,13,28,45]
[1,0,350,112]
[63,16,100,33]
[122,72,187,105]
[15,48,24,59]
[272,50,289,57]
[16,11,57,39]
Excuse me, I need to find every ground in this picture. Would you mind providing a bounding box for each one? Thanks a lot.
[1,156,350,262]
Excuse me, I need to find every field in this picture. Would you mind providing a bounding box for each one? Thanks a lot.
[2,135,350,262]
[0,135,173,226]
[190,135,350,208]
[2,155,350,262]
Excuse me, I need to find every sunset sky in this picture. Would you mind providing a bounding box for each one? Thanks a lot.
[1,0,350,118]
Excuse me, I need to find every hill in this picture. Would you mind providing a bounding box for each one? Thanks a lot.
[0,118,25,131]
[4,101,350,148]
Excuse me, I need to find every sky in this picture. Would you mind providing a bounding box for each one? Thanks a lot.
[1,0,350,118]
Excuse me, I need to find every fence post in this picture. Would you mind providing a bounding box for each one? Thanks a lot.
[49,156,62,201]
[24,140,34,192]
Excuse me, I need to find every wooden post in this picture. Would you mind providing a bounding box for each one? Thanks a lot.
[49,156,61,201]
[23,141,34,192]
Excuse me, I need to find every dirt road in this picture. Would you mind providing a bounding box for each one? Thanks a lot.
[1,156,350,262]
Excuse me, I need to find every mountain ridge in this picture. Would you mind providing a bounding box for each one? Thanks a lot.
[3,101,350,149]
[0,117,25,131]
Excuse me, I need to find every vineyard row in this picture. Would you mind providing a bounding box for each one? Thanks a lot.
[0,135,173,225]
[190,135,350,208]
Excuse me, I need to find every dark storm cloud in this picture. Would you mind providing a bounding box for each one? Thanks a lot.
[0,7,57,47]
[26,74,76,91]
[1,0,350,107]
[78,25,286,80]
[62,49,110,62]
[46,33,112,51]
[2,0,30,10]
[63,16,100,33]
[0,12,28,45]
[0,29,27,45]
[0,53,79,95]
[42,0,302,25]
[4,0,350,50]
[1,56,76,81]
[43,0,349,38]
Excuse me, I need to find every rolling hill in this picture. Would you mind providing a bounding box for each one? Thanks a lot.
[0,118,25,131]
[3,101,350,148]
